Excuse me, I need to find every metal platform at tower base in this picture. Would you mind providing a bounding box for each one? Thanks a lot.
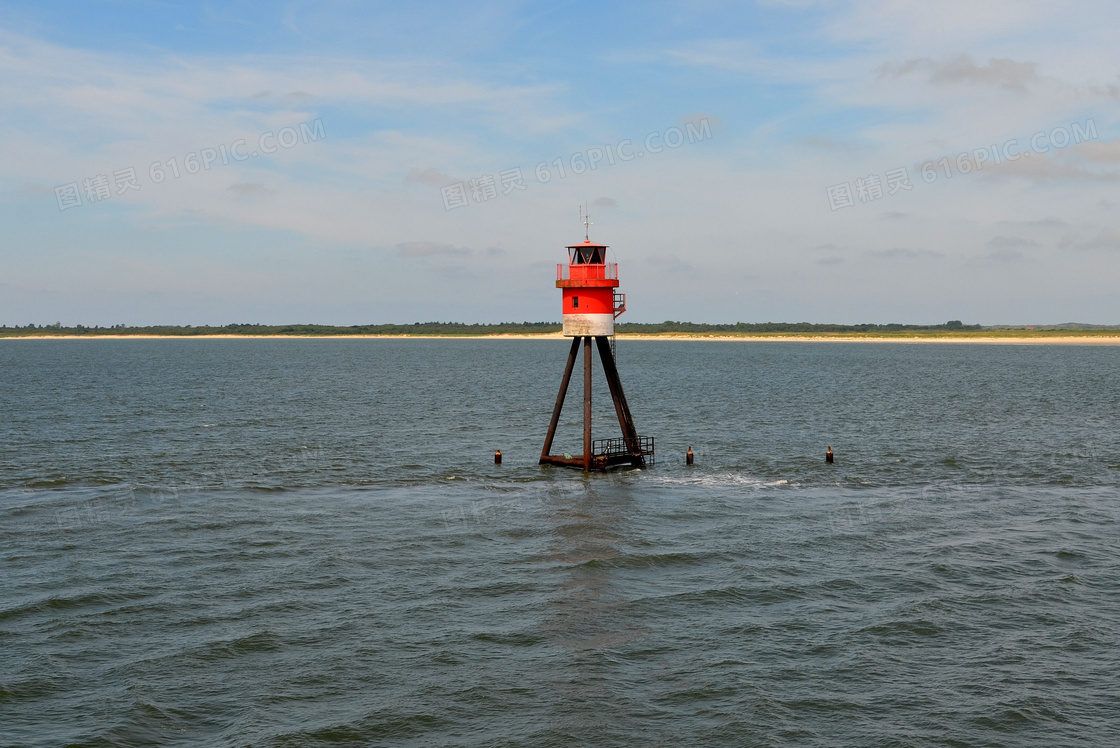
[540,436,654,471]
[594,436,654,467]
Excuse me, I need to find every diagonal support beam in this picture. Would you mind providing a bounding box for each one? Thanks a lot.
[540,336,582,463]
[595,336,642,463]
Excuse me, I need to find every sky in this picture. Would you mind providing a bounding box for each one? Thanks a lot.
[1,0,1118,326]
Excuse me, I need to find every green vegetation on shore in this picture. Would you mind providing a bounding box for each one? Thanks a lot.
[0,322,562,337]
[3,320,1120,338]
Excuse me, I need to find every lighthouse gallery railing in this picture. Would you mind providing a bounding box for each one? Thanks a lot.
[557,262,618,281]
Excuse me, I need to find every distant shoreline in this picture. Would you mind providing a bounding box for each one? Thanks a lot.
[6,332,1120,344]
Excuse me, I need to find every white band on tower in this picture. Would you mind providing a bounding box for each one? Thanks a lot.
[563,313,614,337]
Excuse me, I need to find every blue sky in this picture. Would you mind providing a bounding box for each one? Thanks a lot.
[2,0,1118,325]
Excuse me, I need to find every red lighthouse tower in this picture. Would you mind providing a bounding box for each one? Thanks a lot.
[539,210,653,471]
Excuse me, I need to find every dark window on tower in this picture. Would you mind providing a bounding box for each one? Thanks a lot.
[572,296,579,308]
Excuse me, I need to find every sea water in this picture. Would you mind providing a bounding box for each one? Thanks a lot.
[1,339,1118,746]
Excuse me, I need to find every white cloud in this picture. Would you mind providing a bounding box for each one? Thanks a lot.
[395,242,472,257]
[1075,140,1120,164]
[880,55,1038,92]
[986,236,1038,249]
[227,182,273,195]
[866,247,942,260]
[1075,228,1120,251]
[404,167,452,187]
[981,151,1119,183]
[984,248,1025,262]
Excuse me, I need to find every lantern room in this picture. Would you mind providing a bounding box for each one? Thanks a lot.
[568,242,606,265]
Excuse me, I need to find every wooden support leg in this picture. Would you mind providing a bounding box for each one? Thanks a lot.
[540,336,582,463]
[583,336,592,472]
[595,336,643,466]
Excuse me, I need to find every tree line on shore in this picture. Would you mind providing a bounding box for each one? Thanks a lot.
[0,320,1003,336]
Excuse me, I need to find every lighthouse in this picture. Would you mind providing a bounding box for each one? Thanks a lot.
[539,209,654,471]
[558,235,618,337]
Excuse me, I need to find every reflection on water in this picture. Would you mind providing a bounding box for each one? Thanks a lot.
[540,479,650,741]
